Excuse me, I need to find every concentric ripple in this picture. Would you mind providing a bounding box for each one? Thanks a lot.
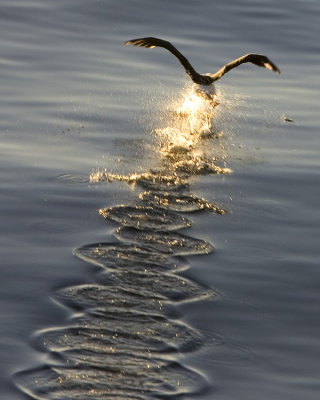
[140,190,226,214]
[15,360,209,400]
[32,313,205,355]
[90,170,189,192]
[99,204,191,230]
[104,269,217,303]
[74,242,185,272]
[114,226,215,256]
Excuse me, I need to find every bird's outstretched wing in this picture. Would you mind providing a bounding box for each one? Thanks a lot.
[124,37,208,84]
[124,37,280,85]
[208,53,280,82]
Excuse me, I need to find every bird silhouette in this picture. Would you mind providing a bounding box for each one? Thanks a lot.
[124,37,280,103]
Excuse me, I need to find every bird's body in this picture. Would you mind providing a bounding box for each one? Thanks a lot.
[124,37,280,104]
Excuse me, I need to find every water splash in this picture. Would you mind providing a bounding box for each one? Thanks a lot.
[90,86,232,186]
[152,87,224,170]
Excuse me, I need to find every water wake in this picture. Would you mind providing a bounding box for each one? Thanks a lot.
[15,88,234,399]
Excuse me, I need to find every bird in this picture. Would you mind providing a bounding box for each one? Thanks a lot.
[124,37,280,104]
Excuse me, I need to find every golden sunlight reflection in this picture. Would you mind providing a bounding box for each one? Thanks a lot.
[154,87,223,153]
[90,86,234,186]
[177,91,215,135]
[150,86,232,177]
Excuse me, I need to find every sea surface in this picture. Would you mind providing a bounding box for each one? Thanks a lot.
[1,0,320,399]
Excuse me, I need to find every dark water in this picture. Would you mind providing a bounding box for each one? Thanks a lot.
[1,0,320,399]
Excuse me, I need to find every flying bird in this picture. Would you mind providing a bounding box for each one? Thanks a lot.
[124,37,280,104]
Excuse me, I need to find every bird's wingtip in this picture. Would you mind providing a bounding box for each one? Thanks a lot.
[264,61,281,75]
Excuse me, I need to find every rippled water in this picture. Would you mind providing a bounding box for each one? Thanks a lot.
[1,0,320,399]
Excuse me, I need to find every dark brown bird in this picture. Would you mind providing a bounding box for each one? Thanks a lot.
[124,37,280,103]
